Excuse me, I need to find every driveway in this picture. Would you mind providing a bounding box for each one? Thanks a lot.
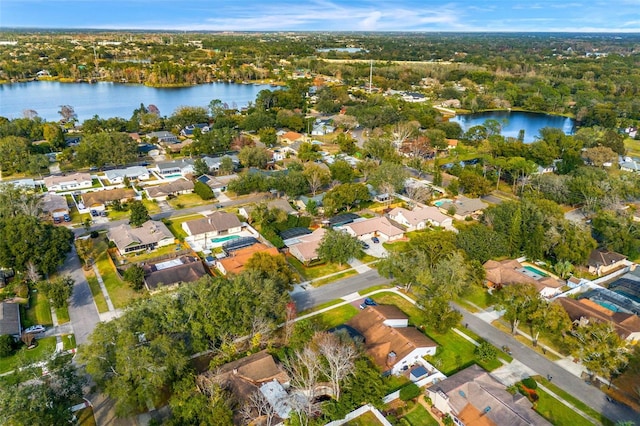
[363,238,388,258]
[63,247,100,346]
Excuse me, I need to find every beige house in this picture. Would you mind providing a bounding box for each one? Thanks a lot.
[588,248,627,276]
[287,228,326,264]
[483,259,563,298]
[145,178,194,201]
[182,211,243,246]
[437,195,488,220]
[107,220,174,255]
[44,172,92,192]
[80,188,137,211]
[341,217,405,243]
[387,206,452,231]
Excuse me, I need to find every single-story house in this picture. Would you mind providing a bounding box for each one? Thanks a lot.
[196,174,237,192]
[5,178,36,190]
[145,178,194,201]
[80,188,137,211]
[387,206,452,231]
[557,297,640,345]
[427,364,551,426]
[437,195,488,220]
[588,248,627,277]
[239,199,297,219]
[182,211,243,246]
[280,140,303,157]
[154,159,195,178]
[104,166,150,184]
[620,161,640,173]
[180,123,210,137]
[143,255,208,292]
[311,120,335,136]
[483,259,563,298]
[287,227,326,264]
[164,138,194,154]
[0,302,21,338]
[203,155,240,173]
[146,131,179,144]
[280,131,304,145]
[107,220,174,255]
[341,217,405,243]
[216,243,280,275]
[296,193,325,211]
[41,193,69,219]
[346,305,437,375]
[44,172,92,192]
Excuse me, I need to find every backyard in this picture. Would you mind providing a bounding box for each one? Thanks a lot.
[401,403,440,426]
[95,251,141,309]
[24,290,53,328]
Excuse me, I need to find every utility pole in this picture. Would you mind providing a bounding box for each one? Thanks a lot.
[369,59,373,94]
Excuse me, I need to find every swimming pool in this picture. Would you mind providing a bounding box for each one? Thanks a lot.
[596,301,619,312]
[163,174,183,179]
[211,235,240,244]
[523,265,549,277]
[434,198,453,207]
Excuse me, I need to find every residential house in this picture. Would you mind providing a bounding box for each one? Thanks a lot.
[280,140,304,157]
[296,193,325,211]
[80,188,137,211]
[0,302,21,338]
[239,198,297,219]
[620,161,640,173]
[164,138,194,154]
[107,220,174,255]
[180,123,210,137]
[311,119,335,136]
[182,212,243,247]
[388,206,452,231]
[6,178,36,190]
[216,243,280,275]
[203,155,239,173]
[104,166,150,184]
[40,193,69,219]
[44,172,92,192]
[427,364,551,426]
[201,350,291,424]
[401,91,428,103]
[154,159,195,178]
[557,297,640,344]
[325,213,360,228]
[341,216,405,243]
[588,248,627,276]
[287,227,326,264]
[280,131,304,145]
[196,174,237,192]
[142,255,208,292]
[437,195,488,220]
[146,131,179,144]
[145,178,194,201]
[483,259,563,298]
[346,305,437,375]
[0,268,15,288]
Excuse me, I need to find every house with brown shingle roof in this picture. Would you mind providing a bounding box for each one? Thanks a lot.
[346,305,437,375]
[388,206,452,231]
[428,364,551,426]
[588,248,627,277]
[216,244,280,275]
[437,195,488,220]
[556,297,640,344]
[287,227,326,264]
[181,211,243,247]
[40,193,69,219]
[341,216,405,243]
[142,255,207,292]
[145,178,194,201]
[107,220,174,255]
[80,188,137,210]
[483,259,563,298]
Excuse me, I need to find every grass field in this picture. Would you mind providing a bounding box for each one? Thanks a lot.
[62,334,76,351]
[25,290,53,327]
[77,407,97,426]
[624,137,640,157]
[55,305,70,324]
[163,213,205,240]
[311,304,360,329]
[0,336,56,374]
[312,269,358,287]
[402,404,440,426]
[95,252,140,309]
[84,270,109,313]
[534,386,599,426]
[344,410,384,426]
[167,193,212,209]
[287,256,350,281]
[457,285,497,311]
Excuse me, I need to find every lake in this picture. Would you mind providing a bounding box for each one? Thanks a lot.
[450,110,575,143]
[0,81,276,122]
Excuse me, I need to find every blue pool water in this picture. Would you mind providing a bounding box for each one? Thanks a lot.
[212,235,240,244]
[434,199,453,207]
[596,301,619,312]
[524,265,549,277]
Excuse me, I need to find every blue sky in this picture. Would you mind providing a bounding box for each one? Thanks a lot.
[2,0,639,32]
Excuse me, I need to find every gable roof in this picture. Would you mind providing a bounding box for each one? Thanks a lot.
[143,256,207,290]
[44,172,91,188]
[280,131,304,142]
[156,158,195,172]
[286,227,326,262]
[41,193,68,213]
[483,260,562,292]
[389,206,449,226]
[107,220,174,252]
[347,305,436,370]
[439,195,488,216]
[145,178,194,198]
[556,297,640,341]
[81,188,137,207]
[104,166,149,181]
[433,364,551,426]
[588,248,627,268]
[214,350,289,385]
[0,302,20,336]
[343,216,405,238]
[183,211,242,235]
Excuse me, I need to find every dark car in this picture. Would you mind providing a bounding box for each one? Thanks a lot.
[90,210,98,217]
[359,297,378,309]
[53,216,62,224]
[371,236,380,244]
[100,211,108,217]
[360,241,370,250]
[63,214,71,222]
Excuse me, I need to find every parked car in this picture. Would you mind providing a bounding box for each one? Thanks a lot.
[90,210,99,217]
[371,236,380,244]
[24,324,45,334]
[359,297,378,309]
[63,214,71,222]
[53,217,62,224]
[100,211,108,217]
[360,241,370,250]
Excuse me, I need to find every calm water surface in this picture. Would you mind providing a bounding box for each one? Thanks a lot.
[0,81,275,122]
[450,110,575,143]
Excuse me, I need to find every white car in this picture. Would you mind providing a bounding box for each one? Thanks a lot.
[24,325,45,334]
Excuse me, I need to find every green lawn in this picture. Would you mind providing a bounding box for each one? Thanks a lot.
[287,256,350,281]
[624,137,640,157]
[457,285,497,311]
[62,334,76,351]
[24,290,53,327]
[0,336,57,374]
[534,376,614,426]
[534,386,599,426]
[55,305,70,324]
[77,407,97,426]
[85,270,109,313]
[312,270,358,287]
[116,242,182,264]
[95,252,140,309]
[311,304,359,329]
[299,299,343,316]
[163,213,204,240]
[403,404,439,426]
[167,193,212,209]
[345,410,384,426]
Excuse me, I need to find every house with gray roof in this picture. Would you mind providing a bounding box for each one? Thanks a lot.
[182,211,243,247]
[104,166,150,184]
[146,131,179,144]
[107,220,174,255]
[203,155,239,173]
[428,364,551,426]
[145,178,194,201]
[388,206,452,231]
[0,302,21,338]
[437,195,488,220]
[142,255,208,292]
[154,159,195,178]
[41,193,69,219]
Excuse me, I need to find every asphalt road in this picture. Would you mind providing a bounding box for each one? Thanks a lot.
[63,246,101,346]
[453,302,640,424]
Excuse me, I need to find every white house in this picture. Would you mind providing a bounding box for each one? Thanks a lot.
[341,216,405,243]
[104,166,150,184]
[154,159,195,178]
[388,206,452,231]
[181,211,243,247]
[44,172,92,192]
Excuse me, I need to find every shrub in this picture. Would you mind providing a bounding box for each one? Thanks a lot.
[194,181,215,200]
[474,341,498,361]
[0,334,17,357]
[522,377,538,390]
[399,383,421,401]
[90,231,99,238]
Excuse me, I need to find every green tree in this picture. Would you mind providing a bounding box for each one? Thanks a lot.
[74,132,138,168]
[474,341,498,361]
[317,229,361,266]
[368,162,408,193]
[39,276,74,309]
[297,142,321,162]
[258,127,277,147]
[495,283,540,335]
[336,133,357,155]
[329,159,355,184]
[123,265,146,291]
[528,301,571,347]
[0,335,16,357]
[42,122,65,150]
[168,374,234,426]
[303,162,331,196]
[245,252,295,291]
[193,158,210,176]
[322,183,371,215]
[218,156,235,175]
[238,145,269,169]
[419,297,462,333]
[128,200,150,227]
[455,223,510,263]
[194,181,215,200]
